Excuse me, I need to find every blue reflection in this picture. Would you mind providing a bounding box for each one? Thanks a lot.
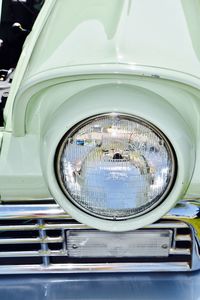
[0,272,200,300]
[82,161,148,210]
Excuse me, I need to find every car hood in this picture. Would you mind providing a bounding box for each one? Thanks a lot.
[23,0,200,80]
[4,0,200,134]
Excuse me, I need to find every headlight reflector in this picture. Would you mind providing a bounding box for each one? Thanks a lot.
[56,114,176,220]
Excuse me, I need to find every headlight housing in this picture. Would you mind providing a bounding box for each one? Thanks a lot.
[55,113,176,221]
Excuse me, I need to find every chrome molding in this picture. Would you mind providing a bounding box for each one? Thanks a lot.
[0,204,68,219]
[0,198,199,273]
[0,263,190,274]
[55,112,177,221]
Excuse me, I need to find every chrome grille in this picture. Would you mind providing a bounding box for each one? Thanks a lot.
[0,202,193,273]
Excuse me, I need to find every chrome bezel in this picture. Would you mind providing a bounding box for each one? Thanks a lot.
[0,198,197,273]
[55,113,177,221]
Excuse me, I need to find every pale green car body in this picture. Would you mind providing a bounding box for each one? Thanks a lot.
[0,0,200,270]
[0,0,199,200]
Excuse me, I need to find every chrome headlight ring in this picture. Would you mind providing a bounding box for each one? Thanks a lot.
[55,113,177,221]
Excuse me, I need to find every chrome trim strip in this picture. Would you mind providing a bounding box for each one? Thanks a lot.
[0,204,69,219]
[0,262,191,274]
[0,201,196,224]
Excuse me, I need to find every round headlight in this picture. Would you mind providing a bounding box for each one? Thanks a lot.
[55,114,176,220]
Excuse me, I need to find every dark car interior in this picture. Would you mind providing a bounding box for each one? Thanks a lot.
[0,0,44,70]
[0,0,44,126]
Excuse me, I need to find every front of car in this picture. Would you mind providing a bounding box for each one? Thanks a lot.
[0,0,200,274]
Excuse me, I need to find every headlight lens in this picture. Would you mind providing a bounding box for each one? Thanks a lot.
[56,114,176,220]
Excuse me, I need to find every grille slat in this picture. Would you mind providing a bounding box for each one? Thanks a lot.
[0,237,63,244]
[169,248,191,255]
[175,234,191,241]
[0,222,189,231]
[0,223,89,231]
[0,250,68,257]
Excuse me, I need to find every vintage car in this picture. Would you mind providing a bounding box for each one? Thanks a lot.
[0,0,200,283]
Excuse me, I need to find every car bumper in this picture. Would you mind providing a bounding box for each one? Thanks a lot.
[0,272,200,300]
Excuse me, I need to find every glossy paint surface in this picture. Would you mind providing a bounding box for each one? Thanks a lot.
[0,272,200,300]
[0,0,200,205]
[5,0,200,132]
[22,0,200,78]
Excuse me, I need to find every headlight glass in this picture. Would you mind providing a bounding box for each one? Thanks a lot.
[56,114,176,220]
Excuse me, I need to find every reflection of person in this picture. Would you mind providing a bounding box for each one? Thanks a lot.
[113,153,123,160]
